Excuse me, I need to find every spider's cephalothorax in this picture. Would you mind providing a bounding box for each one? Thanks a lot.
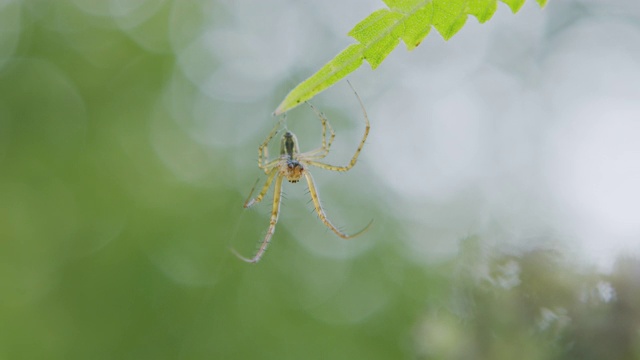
[232,81,372,263]
[280,131,304,183]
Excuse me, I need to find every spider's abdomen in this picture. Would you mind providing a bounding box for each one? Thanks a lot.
[281,159,304,183]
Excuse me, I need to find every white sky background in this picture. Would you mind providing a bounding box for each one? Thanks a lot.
[150,0,640,271]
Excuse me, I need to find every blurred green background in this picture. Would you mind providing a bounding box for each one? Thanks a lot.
[2,1,640,359]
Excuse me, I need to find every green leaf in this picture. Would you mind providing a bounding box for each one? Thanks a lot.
[400,3,434,50]
[431,0,468,40]
[275,0,548,114]
[466,0,498,23]
[500,0,526,13]
[536,0,548,7]
[274,44,364,115]
[348,9,405,69]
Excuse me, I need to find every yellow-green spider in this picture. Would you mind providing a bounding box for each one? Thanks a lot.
[233,82,372,263]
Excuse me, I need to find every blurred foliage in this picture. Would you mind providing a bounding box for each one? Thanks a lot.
[0,1,639,360]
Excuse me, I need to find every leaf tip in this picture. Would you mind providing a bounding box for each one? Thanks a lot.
[274,99,300,116]
[412,40,422,50]
[501,0,526,13]
[273,102,285,116]
[536,0,548,8]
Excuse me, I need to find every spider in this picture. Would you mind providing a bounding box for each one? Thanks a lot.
[232,83,372,263]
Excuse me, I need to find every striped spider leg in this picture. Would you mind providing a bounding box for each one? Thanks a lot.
[232,82,372,263]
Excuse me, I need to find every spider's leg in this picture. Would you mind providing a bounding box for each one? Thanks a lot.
[233,174,284,263]
[303,102,336,160]
[305,82,370,171]
[304,171,372,239]
[244,167,278,208]
[258,115,286,172]
[244,177,261,206]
